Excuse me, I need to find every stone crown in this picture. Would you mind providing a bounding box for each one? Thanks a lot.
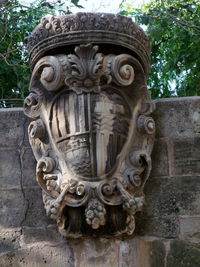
[25,12,150,75]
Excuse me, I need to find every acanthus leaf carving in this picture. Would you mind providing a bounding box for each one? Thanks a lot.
[65,44,104,93]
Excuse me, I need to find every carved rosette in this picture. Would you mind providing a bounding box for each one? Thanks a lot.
[24,13,155,238]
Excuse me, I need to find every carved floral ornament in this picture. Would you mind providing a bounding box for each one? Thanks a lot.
[24,13,155,238]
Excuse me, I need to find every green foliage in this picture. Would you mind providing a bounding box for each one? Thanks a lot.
[120,0,200,98]
[0,0,81,107]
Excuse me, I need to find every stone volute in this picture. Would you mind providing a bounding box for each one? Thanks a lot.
[24,12,155,238]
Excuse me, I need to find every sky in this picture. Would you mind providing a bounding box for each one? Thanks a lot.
[70,0,148,13]
[21,0,149,13]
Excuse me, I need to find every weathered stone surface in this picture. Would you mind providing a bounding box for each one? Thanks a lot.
[167,240,200,267]
[0,242,75,267]
[21,226,62,244]
[149,240,166,267]
[70,238,165,267]
[144,176,200,217]
[135,214,179,238]
[152,97,200,138]
[72,238,120,267]
[0,149,21,187]
[179,216,200,240]
[0,236,166,267]
[151,139,169,177]
[0,189,26,227]
[23,188,55,227]
[22,148,37,187]
[173,137,200,175]
[119,239,166,267]
[0,228,21,253]
[0,108,30,148]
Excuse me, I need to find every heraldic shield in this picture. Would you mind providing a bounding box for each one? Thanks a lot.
[50,89,131,179]
[24,13,155,238]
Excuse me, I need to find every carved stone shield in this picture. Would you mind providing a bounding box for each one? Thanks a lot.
[49,89,131,179]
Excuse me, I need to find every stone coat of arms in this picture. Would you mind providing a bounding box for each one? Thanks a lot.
[24,13,155,238]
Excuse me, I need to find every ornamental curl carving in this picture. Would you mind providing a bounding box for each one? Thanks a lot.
[24,13,155,238]
[110,54,135,86]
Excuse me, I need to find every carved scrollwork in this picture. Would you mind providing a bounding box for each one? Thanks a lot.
[28,119,46,140]
[110,54,135,86]
[24,93,41,119]
[31,55,68,92]
[137,115,155,135]
[61,181,91,207]
[120,150,152,196]
[36,157,57,196]
[25,13,155,238]
[96,179,122,206]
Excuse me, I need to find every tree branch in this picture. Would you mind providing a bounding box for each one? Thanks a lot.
[0,53,20,66]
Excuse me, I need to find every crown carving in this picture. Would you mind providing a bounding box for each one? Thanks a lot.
[25,12,150,76]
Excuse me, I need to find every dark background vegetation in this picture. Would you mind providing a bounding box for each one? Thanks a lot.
[0,0,199,107]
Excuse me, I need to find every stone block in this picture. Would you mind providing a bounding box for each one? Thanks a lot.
[70,238,166,267]
[148,239,166,267]
[23,187,55,227]
[167,240,200,267]
[144,176,200,217]
[151,139,169,177]
[22,148,37,187]
[179,215,200,240]
[0,242,75,267]
[24,116,31,147]
[0,235,166,267]
[0,189,26,227]
[0,108,30,148]
[153,97,200,138]
[72,238,120,267]
[119,239,166,267]
[135,213,179,238]
[0,149,21,188]
[173,137,200,175]
[0,228,21,253]
[21,226,62,244]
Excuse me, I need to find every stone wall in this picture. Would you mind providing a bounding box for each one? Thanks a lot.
[0,97,200,267]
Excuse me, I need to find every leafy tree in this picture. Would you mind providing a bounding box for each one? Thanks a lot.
[0,0,82,107]
[120,0,200,98]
